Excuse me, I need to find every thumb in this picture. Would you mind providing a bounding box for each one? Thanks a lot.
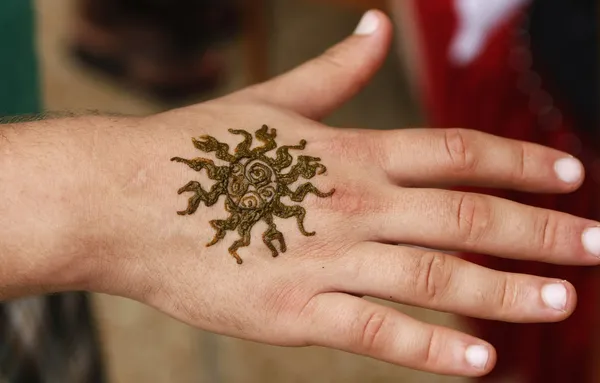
[241,10,393,121]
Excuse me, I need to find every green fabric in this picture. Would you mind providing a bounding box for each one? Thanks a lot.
[0,0,41,116]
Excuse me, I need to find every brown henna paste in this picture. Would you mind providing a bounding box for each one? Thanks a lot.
[171,125,334,264]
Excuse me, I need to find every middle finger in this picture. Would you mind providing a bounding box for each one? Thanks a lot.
[370,187,600,265]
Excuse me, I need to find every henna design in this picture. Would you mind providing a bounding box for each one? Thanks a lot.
[171,125,334,264]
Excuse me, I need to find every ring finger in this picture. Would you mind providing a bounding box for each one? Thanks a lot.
[334,242,576,322]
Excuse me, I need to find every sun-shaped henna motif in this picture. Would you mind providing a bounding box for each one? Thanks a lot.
[171,125,335,264]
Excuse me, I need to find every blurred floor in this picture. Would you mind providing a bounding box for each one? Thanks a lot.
[34,0,465,382]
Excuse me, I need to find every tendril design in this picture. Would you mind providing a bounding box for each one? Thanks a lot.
[171,125,335,264]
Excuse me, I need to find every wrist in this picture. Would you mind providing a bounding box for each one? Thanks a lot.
[0,116,126,298]
[77,111,217,300]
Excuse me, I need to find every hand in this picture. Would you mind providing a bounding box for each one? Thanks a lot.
[8,11,599,378]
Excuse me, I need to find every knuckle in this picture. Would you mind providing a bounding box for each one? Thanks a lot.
[314,181,367,215]
[364,131,393,168]
[321,45,352,71]
[416,252,452,301]
[514,142,527,181]
[443,128,477,173]
[496,275,520,313]
[421,327,443,368]
[326,130,387,165]
[314,178,388,218]
[263,278,312,322]
[358,310,389,353]
[536,211,557,253]
[454,193,492,245]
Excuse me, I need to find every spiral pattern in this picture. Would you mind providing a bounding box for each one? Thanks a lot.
[258,185,276,203]
[239,191,263,209]
[231,163,244,175]
[227,175,248,197]
[246,161,273,187]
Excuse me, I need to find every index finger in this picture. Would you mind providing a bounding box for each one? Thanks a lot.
[373,128,584,192]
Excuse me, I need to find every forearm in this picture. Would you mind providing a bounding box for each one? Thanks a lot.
[0,109,221,301]
[0,115,132,299]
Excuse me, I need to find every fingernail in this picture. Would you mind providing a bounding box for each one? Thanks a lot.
[465,345,489,370]
[354,10,379,35]
[582,227,600,257]
[541,283,567,311]
[554,157,583,184]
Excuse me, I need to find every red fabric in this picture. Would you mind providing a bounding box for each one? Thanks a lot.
[412,1,600,382]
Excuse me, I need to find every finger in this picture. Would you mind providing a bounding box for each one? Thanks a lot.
[238,10,392,120]
[375,128,584,192]
[301,292,496,377]
[372,188,600,265]
[335,242,576,322]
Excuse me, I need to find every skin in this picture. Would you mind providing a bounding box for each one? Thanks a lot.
[0,11,599,378]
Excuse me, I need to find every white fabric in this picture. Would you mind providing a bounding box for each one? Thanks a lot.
[450,0,531,65]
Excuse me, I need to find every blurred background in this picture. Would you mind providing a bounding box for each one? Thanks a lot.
[2,0,598,382]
